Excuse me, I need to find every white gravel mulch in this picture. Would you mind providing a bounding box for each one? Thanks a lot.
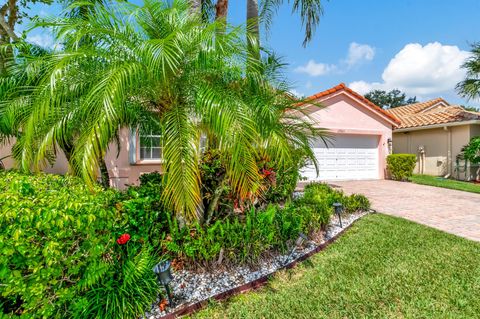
[143,210,368,318]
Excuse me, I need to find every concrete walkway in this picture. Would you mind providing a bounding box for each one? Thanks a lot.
[331,180,480,242]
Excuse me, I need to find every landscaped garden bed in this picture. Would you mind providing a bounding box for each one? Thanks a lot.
[144,210,368,318]
[0,171,370,319]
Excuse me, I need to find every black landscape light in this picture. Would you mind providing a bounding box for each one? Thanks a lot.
[284,232,309,266]
[153,261,174,306]
[333,202,343,228]
[295,232,308,247]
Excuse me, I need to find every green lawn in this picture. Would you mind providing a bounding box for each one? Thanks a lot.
[410,174,480,194]
[194,214,480,319]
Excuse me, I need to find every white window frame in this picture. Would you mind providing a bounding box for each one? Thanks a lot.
[137,131,163,164]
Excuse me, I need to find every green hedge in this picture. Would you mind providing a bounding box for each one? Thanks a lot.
[387,154,417,181]
[0,171,159,319]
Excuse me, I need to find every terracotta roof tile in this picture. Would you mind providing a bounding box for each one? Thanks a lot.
[385,98,449,118]
[301,83,401,125]
[384,99,480,129]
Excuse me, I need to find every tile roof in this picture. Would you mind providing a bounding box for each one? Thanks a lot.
[385,98,449,118]
[384,98,480,129]
[301,83,401,125]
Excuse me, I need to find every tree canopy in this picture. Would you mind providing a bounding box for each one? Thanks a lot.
[364,89,417,109]
[457,43,480,101]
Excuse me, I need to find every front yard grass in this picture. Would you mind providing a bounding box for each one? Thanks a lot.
[194,214,480,319]
[410,174,480,194]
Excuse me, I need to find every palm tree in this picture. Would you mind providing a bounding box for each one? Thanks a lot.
[248,0,324,48]
[457,43,480,101]
[3,0,321,222]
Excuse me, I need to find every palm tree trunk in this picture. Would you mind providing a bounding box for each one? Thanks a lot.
[215,0,228,36]
[204,177,227,225]
[246,0,260,61]
[99,159,110,189]
[215,0,228,20]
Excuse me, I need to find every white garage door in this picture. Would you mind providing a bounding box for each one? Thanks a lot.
[301,134,379,181]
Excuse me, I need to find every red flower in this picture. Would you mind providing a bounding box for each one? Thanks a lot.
[116,233,131,245]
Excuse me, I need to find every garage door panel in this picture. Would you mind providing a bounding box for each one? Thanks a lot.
[301,134,379,181]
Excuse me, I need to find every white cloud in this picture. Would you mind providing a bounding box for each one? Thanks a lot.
[27,33,54,49]
[349,81,382,94]
[345,42,375,67]
[294,60,336,77]
[349,42,470,96]
[289,89,304,97]
[295,42,374,77]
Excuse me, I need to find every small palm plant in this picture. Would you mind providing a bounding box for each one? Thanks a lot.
[1,0,323,222]
[460,137,480,181]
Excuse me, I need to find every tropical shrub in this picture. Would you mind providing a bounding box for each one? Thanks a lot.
[344,194,371,212]
[387,154,417,181]
[264,149,307,203]
[0,171,159,319]
[120,171,169,247]
[161,183,369,265]
[301,182,370,213]
[162,203,330,265]
[460,137,480,180]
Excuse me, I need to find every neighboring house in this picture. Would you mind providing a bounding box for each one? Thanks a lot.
[385,98,480,180]
[297,83,399,181]
[0,83,400,187]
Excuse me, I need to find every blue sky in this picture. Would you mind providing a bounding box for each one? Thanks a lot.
[23,0,480,107]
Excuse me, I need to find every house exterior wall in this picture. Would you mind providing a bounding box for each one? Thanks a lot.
[0,138,15,169]
[0,128,161,189]
[471,124,480,138]
[105,128,162,189]
[300,92,394,179]
[392,124,477,179]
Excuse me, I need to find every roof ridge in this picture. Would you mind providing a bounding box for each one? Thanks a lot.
[300,83,400,125]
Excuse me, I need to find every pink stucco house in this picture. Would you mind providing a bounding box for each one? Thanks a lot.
[296,83,400,181]
[0,83,400,187]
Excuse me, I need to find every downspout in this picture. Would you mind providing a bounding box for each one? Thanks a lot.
[418,146,425,174]
[444,126,452,178]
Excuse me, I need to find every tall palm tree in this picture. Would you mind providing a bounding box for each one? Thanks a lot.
[457,43,480,101]
[248,0,324,47]
[3,0,322,222]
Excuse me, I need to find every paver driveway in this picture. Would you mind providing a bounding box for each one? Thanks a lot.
[332,180,480,242]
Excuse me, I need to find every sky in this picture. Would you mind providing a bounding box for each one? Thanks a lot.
[22,0,480,107]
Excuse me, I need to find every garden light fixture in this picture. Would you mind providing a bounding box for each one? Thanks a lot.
[153,261,174,306]
[284,232,309,266]
[295,232,308,247]
[333,202,343,228]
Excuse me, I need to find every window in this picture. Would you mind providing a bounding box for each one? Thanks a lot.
[139,133,162,160]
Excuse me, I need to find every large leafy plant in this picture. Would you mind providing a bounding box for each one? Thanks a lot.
[0,171,159,318]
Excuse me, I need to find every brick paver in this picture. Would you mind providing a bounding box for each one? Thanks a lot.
[332,180,480,242]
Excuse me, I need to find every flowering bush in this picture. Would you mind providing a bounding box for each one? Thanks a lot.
[0,171,158,319]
